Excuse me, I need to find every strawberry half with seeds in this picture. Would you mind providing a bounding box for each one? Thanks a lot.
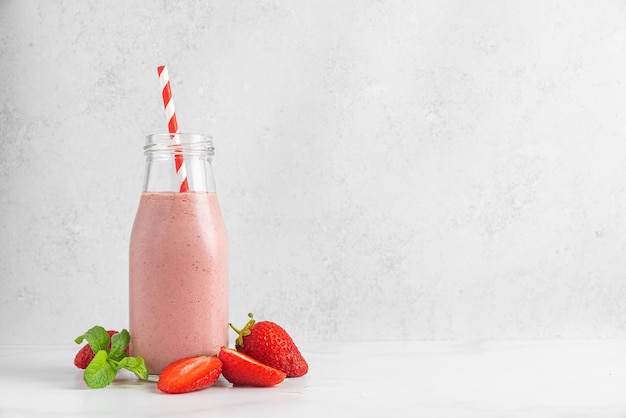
[230,313,308,377]
[157,355,222,394]
[219,347,286,387]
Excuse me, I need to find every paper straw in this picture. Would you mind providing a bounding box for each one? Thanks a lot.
[157,65,189,192]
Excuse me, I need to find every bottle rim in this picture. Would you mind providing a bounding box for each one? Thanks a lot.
[144,133,214,154]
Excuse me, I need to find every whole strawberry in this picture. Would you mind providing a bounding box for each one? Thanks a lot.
[230,313,308,377]
[74,330,121,369]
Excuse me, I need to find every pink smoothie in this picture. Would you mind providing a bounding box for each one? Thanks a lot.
[129,192,228,374]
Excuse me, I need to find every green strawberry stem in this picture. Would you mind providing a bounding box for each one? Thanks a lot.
[229,313,256,347]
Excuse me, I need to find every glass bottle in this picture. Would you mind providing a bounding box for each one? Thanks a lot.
[129,133,228,375]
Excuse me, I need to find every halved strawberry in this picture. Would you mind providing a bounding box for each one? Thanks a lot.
[157,356,222,394]
[218,347,286,387]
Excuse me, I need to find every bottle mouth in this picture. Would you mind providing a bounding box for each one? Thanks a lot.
[144,133,214,155]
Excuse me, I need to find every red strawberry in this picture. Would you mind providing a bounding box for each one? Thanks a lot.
[218,347,286,387]
[73,330,121,369]
[230,313,308,377]
[74,344,96,369]
[157,356,222,394]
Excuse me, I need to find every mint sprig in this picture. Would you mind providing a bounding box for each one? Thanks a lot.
[109,330,131,361]
[84,350,117,388]
[75,326,110,353]
[75,325,148,388]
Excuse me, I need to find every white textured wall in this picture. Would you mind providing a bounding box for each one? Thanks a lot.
[2,0,626,344]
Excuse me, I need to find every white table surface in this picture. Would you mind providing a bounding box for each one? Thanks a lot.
[1,340,626,417]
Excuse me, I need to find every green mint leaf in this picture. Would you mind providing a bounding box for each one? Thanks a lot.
[83,350,117,389]
[117,356,149,380]
[75,326,110,354]
[108,329,130,361]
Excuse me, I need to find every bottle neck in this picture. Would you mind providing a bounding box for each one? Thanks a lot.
[142,133,217,193]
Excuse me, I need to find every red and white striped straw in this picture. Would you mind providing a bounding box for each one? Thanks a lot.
[157,65,189,192]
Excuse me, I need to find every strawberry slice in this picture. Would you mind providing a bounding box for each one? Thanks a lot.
[157,355,222,394]
[218,347,286,387]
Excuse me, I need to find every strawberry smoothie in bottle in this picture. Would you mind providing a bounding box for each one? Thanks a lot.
[129,133,228,374]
